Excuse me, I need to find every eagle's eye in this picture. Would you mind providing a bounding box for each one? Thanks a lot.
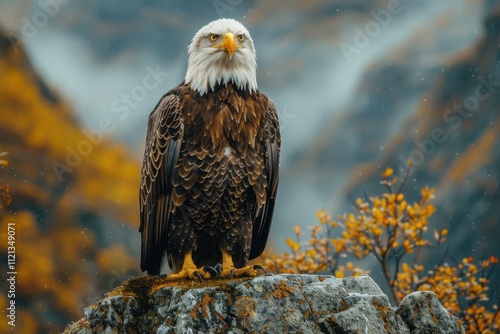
[208,34,219,42]
[237,34,245,42]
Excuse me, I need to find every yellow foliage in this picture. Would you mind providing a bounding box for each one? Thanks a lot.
[0,150,11,209]
[96,245,138,272]
[0,210,100,331]
[0,42,145,332]
[261,165,499,334]
[381,167,394,178]
[0,52,141,226]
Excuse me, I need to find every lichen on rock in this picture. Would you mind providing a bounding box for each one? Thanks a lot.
[63,274,463,334]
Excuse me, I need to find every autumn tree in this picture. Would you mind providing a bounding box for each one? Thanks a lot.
[263,163,500,333]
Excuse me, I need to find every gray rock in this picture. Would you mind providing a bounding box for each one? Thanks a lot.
[63,274,463,334]
[396,291,464,334]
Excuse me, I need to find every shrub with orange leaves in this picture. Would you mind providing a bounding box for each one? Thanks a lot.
[263,164,499,333]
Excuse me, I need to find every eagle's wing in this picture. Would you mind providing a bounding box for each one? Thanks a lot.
[249,98,281,260]
[139,92,183,274]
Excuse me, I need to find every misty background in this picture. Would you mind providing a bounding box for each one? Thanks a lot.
[0,0,490,234]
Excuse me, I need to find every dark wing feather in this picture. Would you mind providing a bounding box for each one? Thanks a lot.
[139,92,183,274]
[249,98,281,259]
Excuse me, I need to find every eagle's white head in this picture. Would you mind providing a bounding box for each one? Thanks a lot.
[185,18,258,96]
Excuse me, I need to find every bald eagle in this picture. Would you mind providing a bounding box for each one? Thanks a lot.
[139,18,280,279]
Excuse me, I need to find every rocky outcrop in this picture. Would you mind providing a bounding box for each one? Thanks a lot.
[63,274,463,334]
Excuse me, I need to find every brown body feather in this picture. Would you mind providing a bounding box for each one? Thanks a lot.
[139,82,280,275]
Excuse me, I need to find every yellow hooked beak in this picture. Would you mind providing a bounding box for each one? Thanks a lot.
[213,33,239,59]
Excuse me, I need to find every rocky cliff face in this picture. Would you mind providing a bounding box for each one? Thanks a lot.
[64,274,463,334]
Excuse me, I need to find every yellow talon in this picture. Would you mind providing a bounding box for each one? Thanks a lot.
[219,251,259,278]
[165,252,211,281]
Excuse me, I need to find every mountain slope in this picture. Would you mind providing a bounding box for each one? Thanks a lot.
[0,30,141,333]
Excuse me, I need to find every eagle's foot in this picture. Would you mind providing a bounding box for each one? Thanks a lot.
[216,251,267,279]
[165,267,211,282]
[252,264,267,274]
[163,252,211,282]
[203,263,223,278]
[219,264,264,278]
[219,266,257,279]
